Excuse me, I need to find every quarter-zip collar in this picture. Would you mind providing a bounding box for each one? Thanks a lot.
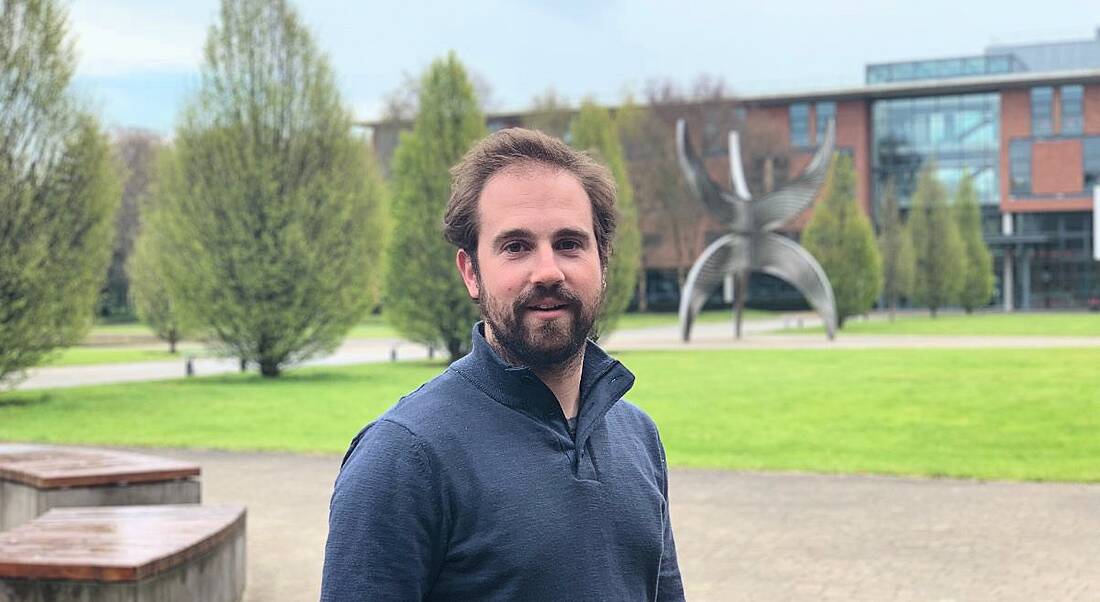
[451,322,635,451]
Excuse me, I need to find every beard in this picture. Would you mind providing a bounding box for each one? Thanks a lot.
[479,279,600,370]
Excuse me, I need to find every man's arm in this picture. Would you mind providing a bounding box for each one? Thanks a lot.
[656,432,686,601]
[321,419,446,601]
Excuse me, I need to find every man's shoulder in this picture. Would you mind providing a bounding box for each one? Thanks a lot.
[607,397,661,436]
[340,367,477,465]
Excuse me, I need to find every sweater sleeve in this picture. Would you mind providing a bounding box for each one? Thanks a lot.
[655,431,686,602]
[321,419,446,601]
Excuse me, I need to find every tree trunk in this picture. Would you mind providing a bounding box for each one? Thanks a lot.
[446,338,467,360]
[637,270,648,312]
[734,271,747,340]
[169,336,177,354]
[259,359,280,377]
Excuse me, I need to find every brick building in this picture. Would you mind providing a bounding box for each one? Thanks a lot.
[364,30,1100,311]
[733,31,1100,311]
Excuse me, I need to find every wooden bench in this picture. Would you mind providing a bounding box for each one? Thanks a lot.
[0,504,246,601]
[0,444,200,531]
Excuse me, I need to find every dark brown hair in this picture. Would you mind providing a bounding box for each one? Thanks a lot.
[444,128,617,267]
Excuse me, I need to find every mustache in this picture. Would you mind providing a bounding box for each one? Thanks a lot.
[514,283,581,310]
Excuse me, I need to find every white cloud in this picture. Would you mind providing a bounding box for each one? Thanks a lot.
[68,1,215,76]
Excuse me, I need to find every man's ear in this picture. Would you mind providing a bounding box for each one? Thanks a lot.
[456,249,480,301]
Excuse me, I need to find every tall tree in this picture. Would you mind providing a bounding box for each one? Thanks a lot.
[569,100,642,337]
[955,176,994,313]
[384,53,486,359]
[150,0,386,377]
[129,148,192,353]
[908,164,965,317]
[802,154,883,327]
[523,88,573,139]
[99,129,162,320]
[0,0,121,386]
[877,179,914,321]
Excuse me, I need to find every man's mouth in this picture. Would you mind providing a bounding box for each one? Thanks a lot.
[528,303,569,312]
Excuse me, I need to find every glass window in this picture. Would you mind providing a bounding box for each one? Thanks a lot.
[1084,137,1100,190]
[815,102,836,144]
[1010,140,1032,196]
[1031,87,1053,136]
[789,103,809,147]
[872,93,1000,208]
[1061,85,1083,136]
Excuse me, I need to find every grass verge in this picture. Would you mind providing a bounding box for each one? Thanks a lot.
[2,347,1096,482]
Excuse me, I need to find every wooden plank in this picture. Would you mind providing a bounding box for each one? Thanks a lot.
[0,444,199,488]
[0,505,245,582]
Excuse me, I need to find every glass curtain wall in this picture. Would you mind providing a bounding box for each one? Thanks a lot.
[872,93,1001,217]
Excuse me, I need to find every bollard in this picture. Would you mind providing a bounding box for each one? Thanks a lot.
[185,357,195,377]
[390,347,398,362]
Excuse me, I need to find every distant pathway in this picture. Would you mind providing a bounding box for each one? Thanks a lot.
[154,447,1100,602]
[14,315,1100,390]
[14,338,432,390]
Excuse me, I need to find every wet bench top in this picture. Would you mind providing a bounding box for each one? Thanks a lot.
[0,504,245,582]
[0,444,200,489]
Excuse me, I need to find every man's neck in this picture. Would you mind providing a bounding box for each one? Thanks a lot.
[530,352,584,420]
[484,328,585,420]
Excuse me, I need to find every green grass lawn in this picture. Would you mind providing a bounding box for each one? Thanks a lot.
[43,346,207,367]
[3,347,1097,482]
[616,308,776,330]
[782,311,1100,337]
[88,316,398,344]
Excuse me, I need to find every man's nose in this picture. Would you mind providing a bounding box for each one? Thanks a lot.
[530,244,565,286]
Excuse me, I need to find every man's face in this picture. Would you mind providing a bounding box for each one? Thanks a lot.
[456,165,604,368]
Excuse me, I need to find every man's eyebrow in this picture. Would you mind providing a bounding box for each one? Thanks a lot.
[490,228,535,248]
[554,228,592,242]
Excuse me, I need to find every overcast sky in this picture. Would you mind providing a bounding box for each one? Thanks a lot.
[68,0,1100,134]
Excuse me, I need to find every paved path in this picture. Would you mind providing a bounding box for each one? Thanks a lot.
[17,314,1100,391]
[154,447,1099,602]
[15,338,433,390]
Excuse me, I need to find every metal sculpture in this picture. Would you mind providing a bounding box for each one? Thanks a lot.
[675,118,838,341]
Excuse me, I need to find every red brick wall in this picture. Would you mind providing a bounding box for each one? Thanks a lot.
[836,100,872,216]
[1000,89,1031,207]
[1001,87,1095,213]
[1031,139,1082,195]
[1084,84,1100,134]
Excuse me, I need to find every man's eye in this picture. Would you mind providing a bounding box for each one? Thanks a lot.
[503,241,527,254]
[557,239,581,251]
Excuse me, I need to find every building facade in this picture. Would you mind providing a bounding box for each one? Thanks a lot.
[736,31,1100,310]
[363,31,1100,311]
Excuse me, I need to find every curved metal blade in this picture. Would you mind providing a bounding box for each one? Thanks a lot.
[678,234,737,342]
[751,118,836,231]
[676,119,741,223]
[751,233,838,339]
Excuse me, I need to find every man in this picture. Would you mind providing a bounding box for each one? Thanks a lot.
[321,128,685,601]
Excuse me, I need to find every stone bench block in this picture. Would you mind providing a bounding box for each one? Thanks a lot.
[0,505,246,602]
[0,445,201,530]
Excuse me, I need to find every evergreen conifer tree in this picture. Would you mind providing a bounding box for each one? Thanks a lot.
[877,179,915,321]
[383,53,486,359]
[908,164,965,317]
[801,155,883,327]
[955,176,995,313]
[568,101,642,337]
[0,0,121,385]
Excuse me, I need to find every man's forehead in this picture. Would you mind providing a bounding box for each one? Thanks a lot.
[477,165,593,232]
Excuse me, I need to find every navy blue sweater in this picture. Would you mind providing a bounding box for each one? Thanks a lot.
[321,324,685,601]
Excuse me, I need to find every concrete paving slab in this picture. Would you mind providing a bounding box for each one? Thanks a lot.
[146,448,1100,602]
